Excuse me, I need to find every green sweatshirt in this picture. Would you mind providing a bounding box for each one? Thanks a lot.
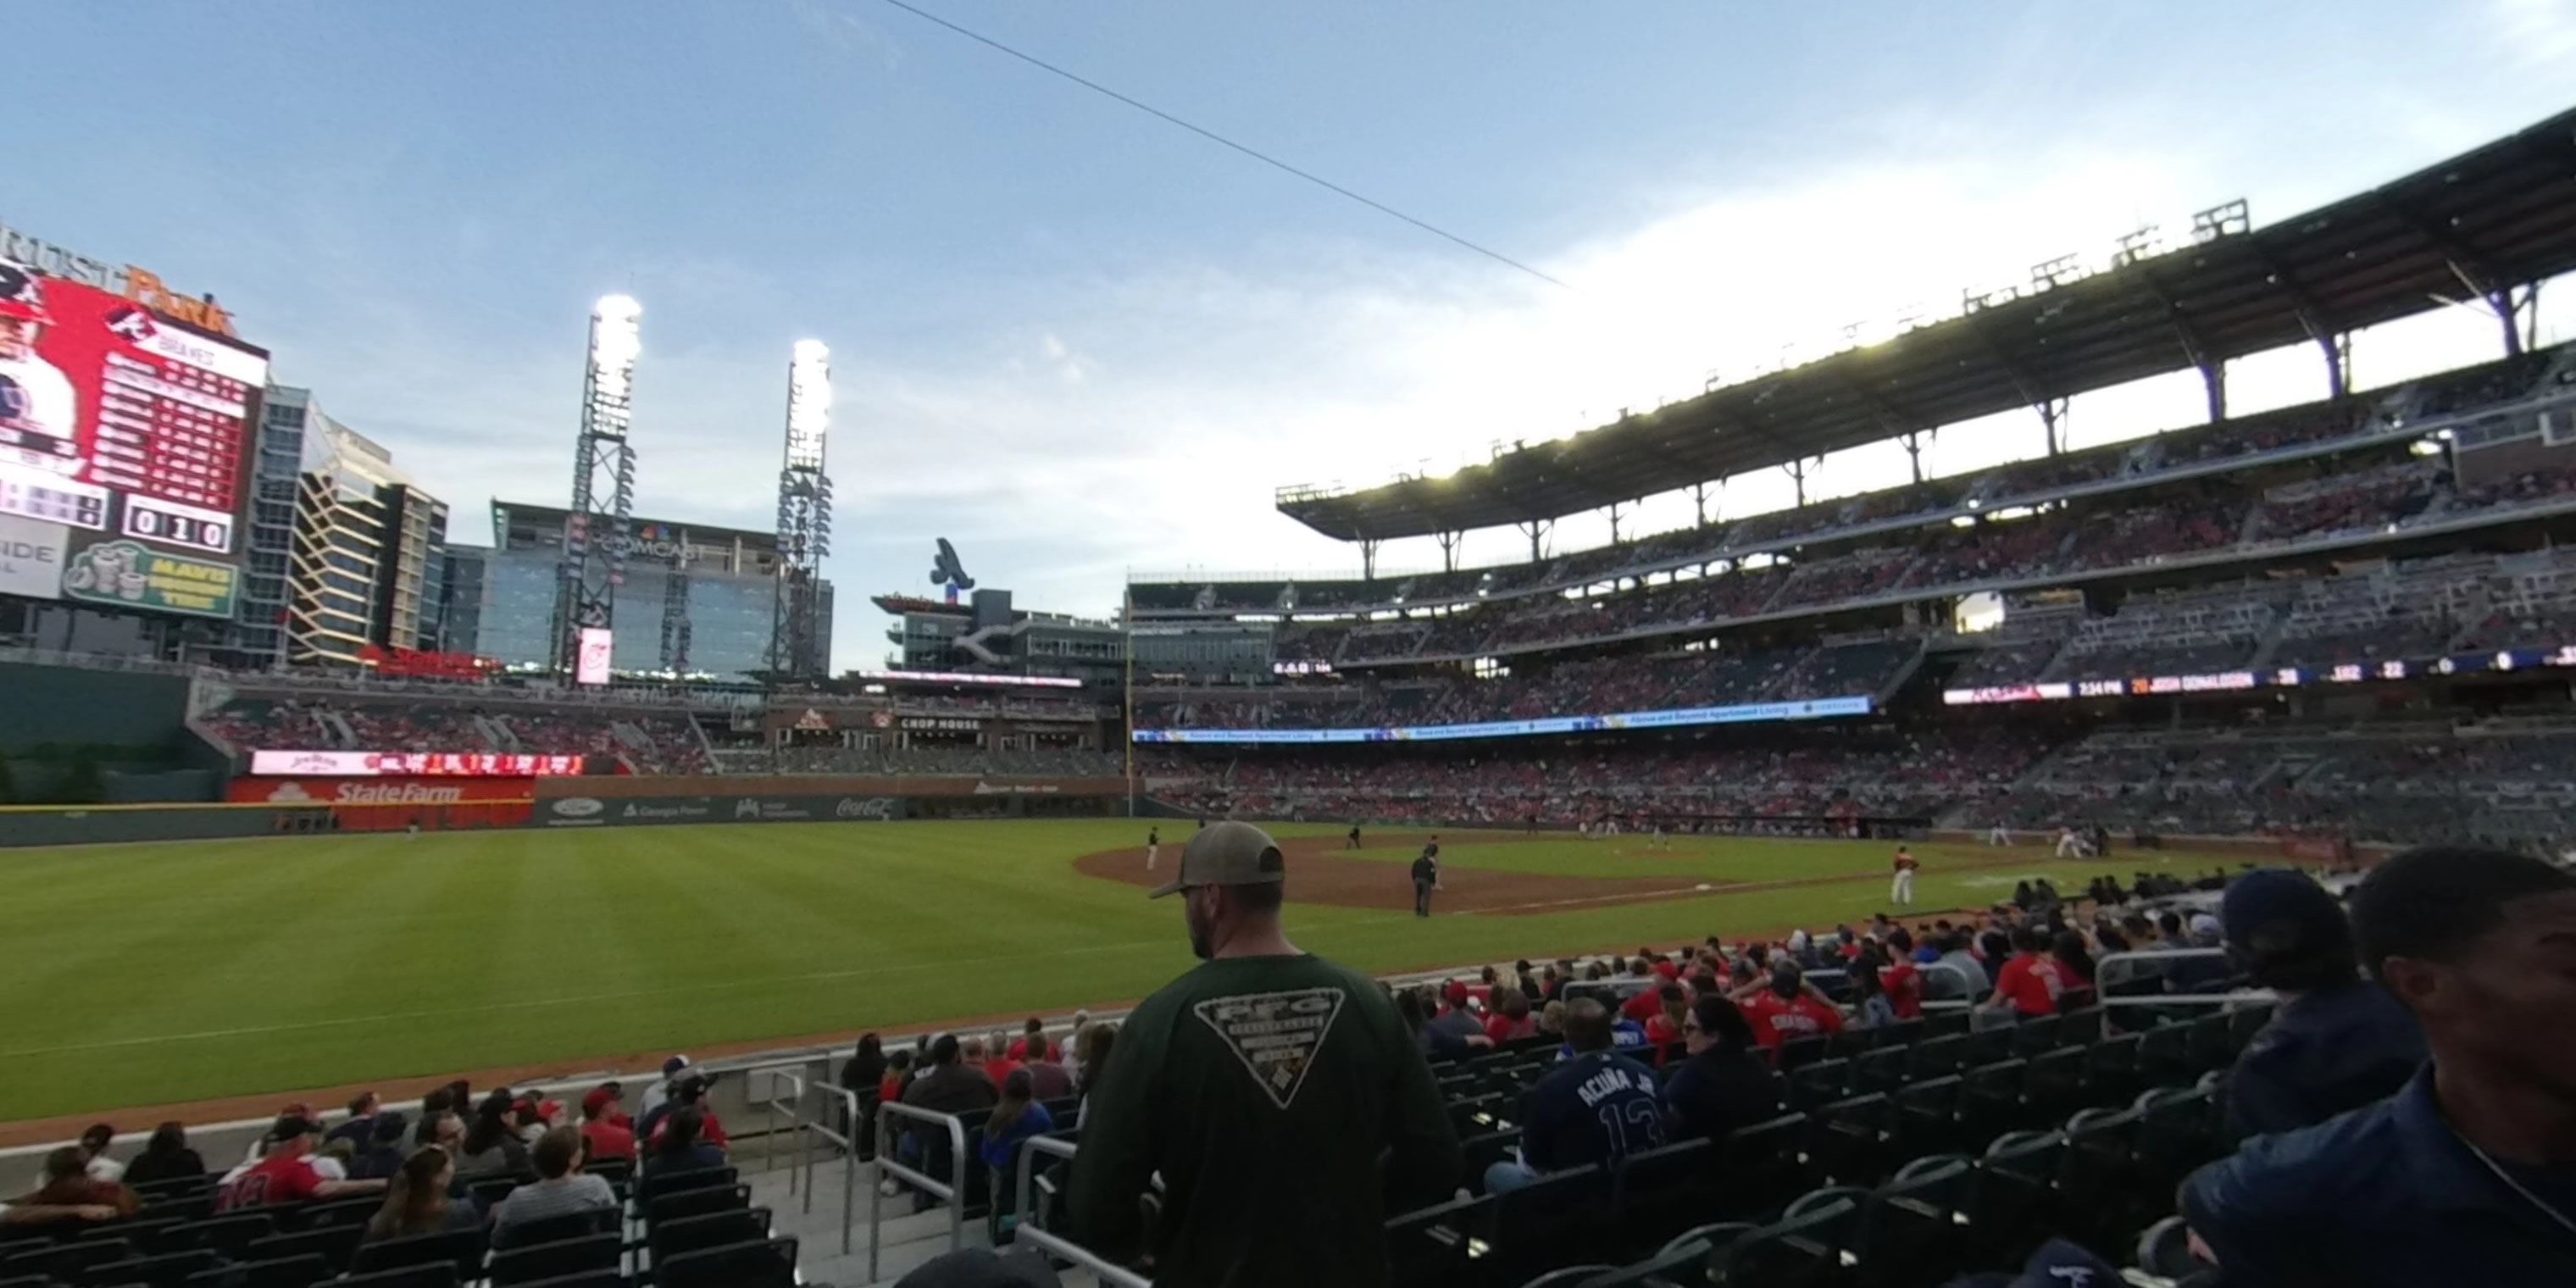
[1066,952,1464,1287]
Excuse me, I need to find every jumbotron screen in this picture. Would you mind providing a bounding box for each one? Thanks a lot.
[0,261,265,559]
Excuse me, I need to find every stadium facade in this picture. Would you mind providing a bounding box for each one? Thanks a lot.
[875,587,1122,683]
[470,500,832,681]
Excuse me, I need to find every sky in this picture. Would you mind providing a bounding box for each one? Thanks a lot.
[9,0,2575,673]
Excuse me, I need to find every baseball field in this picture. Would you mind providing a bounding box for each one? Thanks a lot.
[0,819,2209,1130]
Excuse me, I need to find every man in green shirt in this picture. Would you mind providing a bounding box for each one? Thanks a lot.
[1068,821,1464,1286]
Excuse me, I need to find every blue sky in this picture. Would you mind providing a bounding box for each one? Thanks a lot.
[8,1,2573,671]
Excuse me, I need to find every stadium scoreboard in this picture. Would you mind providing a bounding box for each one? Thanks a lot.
[0,247,265,621]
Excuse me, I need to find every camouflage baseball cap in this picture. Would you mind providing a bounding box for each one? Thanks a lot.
[1147,820,1287,898]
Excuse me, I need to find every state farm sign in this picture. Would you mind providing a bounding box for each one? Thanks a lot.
[225,776,538,805]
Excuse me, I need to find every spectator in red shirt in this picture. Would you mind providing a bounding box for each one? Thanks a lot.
[1988,929,2070,1019]
[217,1115,384,1212]
[1878,935,1925,1020]
[1738,964,1846,1052]
[983,1029,1024,1091]
[644,1078,729,1152]
[1642,984,1689,1065]
[579,1085,634,1163]
[1619,959,1666,1025]
[1007,1018,1057,1063]
[25,1147,137,1219]
[1484,987,1538,1045]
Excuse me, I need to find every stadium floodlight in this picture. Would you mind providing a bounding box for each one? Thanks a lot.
[558,295,641,675]
[786,339,830,471]
[588,296,642,408]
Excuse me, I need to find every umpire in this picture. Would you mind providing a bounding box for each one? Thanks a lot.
[1411,837,1441,918]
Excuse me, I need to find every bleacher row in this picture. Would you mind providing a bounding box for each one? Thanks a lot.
[0,1161,790,1288]
[1133,343,2575,625]
[196,699,711,777]
[1137,543,2576,749]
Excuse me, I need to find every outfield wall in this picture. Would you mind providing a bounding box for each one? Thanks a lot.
[0,774,1132,846]
[526,774,1128,828]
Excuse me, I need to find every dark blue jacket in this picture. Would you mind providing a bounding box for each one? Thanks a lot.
[2226,982,2425,1138]
[1517,1051,1666,1174]
[2183,1066,2576,1285]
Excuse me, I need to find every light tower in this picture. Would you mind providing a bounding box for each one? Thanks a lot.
[769,339,833,679]
[556,295,640,680]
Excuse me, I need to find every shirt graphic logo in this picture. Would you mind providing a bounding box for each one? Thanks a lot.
[1192,987,1345,1110]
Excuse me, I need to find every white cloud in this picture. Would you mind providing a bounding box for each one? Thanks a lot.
[235,83,2576,675]
[2490,0,2576,65]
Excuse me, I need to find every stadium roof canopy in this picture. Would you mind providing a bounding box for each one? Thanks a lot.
[1277,107,2576,544]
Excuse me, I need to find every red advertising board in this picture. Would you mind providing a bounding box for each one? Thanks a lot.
[225,776,539,806]
[248,750,586,777]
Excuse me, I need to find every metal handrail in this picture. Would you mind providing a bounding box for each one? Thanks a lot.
[870,1097,969,1282]
[735,1054,866,1257]
[2091,948,2273,1008]
[732,1055,872,1253]
[1012,1134,1153,1288]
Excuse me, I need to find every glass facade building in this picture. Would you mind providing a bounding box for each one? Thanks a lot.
[479,501,830,681]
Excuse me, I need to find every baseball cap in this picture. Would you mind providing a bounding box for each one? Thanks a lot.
[662,1055,692,1077]
[2221,869,2345,947]
[2189,913,2224,940]
[1146,820,1286,898]
[272,1113,319,1141]
[581,1084,624,1116]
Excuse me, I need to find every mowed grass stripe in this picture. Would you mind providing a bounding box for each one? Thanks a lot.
[0,819,2201,1120]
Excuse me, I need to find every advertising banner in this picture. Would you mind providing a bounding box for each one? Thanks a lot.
[576,626,613,685]
[0,512,64,600]
[535,792,906,827]
[250,750,584,777]
[1131,694,1874,744]
[226,776,538,806]
[59,539,236,618]
[0,261,265,558]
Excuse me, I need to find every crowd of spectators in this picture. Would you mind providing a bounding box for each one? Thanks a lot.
[1158,346,2569,660]
[197,696,713,774]
[1280,439,2576,670]
[1135,641,1921,736]
[753,743,1124,778]
[1149,725,2051,828]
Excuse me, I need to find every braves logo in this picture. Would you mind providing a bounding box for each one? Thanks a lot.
[103,304,158,344]
[929,537,975,591]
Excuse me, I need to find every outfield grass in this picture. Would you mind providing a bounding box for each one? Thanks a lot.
[0,820,2207,1121]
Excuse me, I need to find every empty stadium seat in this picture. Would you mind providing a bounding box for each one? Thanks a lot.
[489,1232,621,1286]
[648,1208,771,1265]
[243,1226,362,1273]
[652,1237,797,1288]
[338,1265,459,1288]
[183,1252,329,1288]
[88,1248,223,1288]
[643,1182,749,1229]
[349,1228,483,1282]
